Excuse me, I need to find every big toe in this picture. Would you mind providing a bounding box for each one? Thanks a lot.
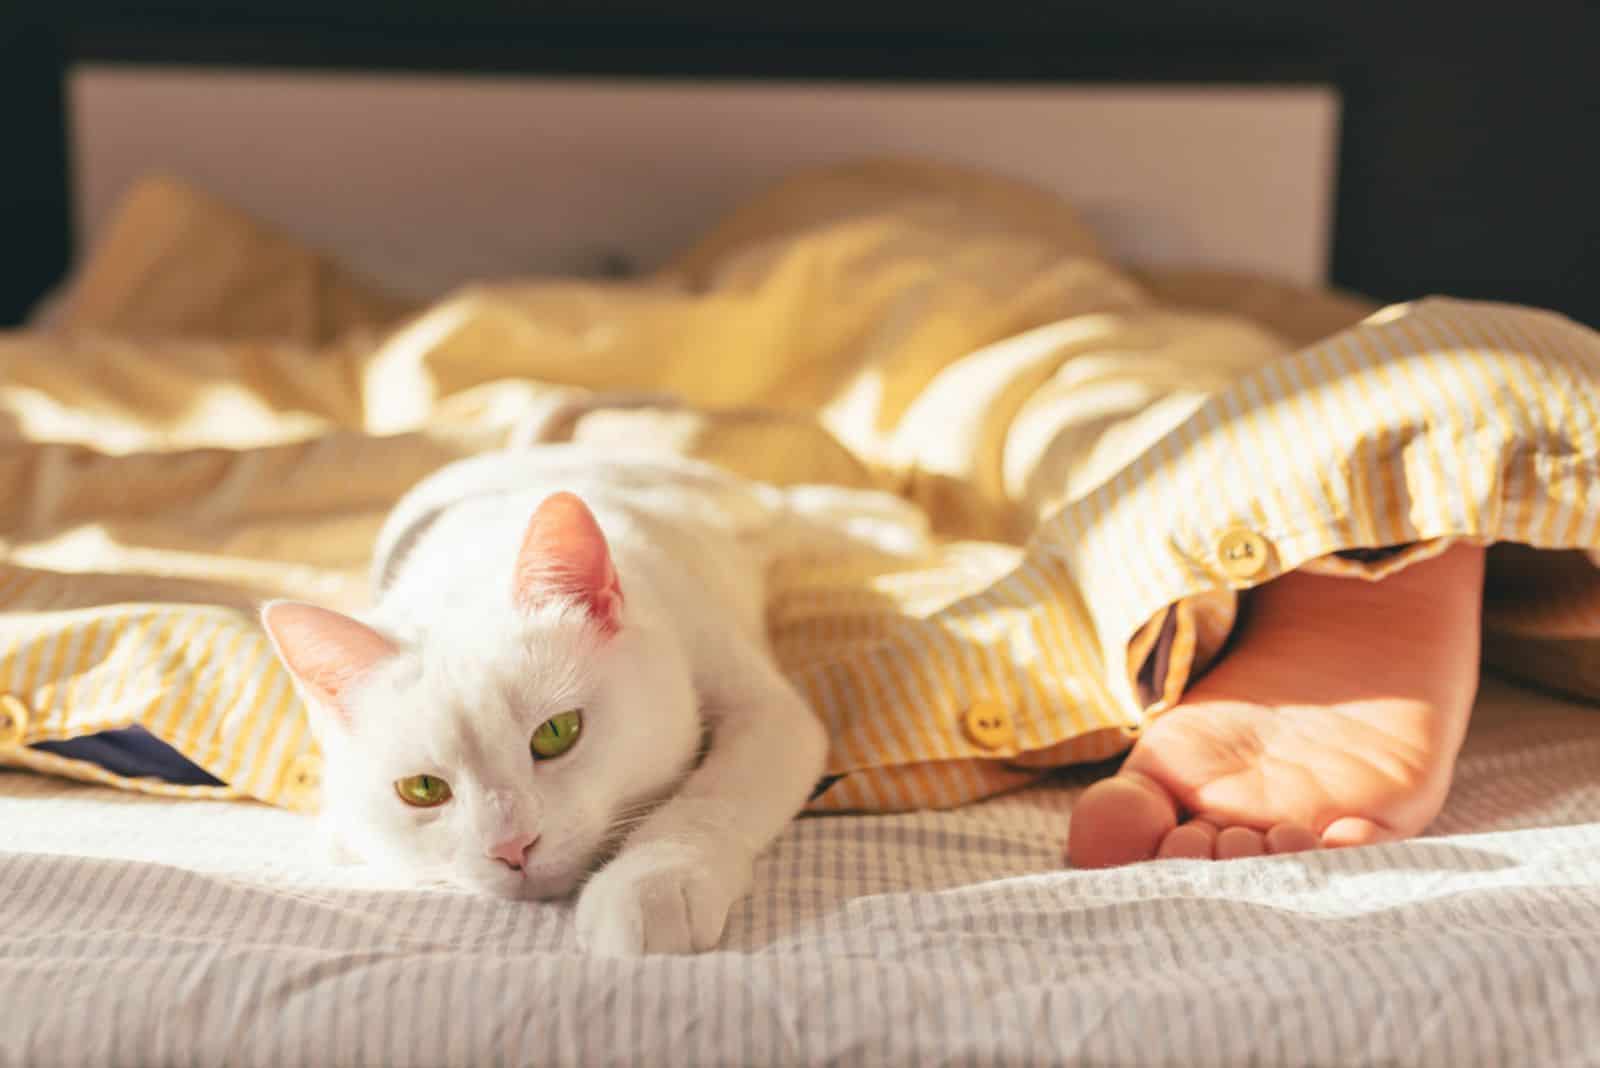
[1067,771,1179,868]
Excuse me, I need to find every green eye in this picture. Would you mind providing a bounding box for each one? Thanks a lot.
[531,708,584,760]
[394,774,452,807]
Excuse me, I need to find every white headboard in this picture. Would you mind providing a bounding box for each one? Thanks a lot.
[70,66,1339,298]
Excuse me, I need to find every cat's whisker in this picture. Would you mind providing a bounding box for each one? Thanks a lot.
[603,809,665,834]
[612,797,666,816]
[606,807,659,826]
[598,813,661,837]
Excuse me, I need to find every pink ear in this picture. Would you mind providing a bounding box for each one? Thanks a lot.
[514,492,624,633]
[261,601,398,725]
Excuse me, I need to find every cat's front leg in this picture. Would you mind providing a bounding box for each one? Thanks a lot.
[574,810,754,955]
[576,643,826,955]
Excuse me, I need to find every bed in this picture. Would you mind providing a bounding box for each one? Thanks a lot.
[3,10,1599,1067]
[4,674,1599,1065]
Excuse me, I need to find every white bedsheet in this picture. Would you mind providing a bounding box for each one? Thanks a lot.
[3,673,1598,1067]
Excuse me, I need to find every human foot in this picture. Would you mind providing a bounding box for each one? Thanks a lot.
[1067,542,1486,868]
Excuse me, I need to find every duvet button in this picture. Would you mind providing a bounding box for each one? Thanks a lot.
[963,699,1015,750]
[284,752,323,806]
[1217,528,1272,580]
[0,694,29,748]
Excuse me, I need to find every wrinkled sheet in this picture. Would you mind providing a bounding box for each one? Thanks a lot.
[2,674,1597,1066]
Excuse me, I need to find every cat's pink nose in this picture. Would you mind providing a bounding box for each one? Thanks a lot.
[488,833,539,871]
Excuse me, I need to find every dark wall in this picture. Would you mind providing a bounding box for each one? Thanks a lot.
[3,2,1595,326]
[2,20,70,326]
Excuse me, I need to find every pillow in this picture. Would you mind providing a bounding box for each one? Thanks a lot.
[49,173,416,344]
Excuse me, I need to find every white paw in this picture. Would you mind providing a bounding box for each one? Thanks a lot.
[575,841,751,956]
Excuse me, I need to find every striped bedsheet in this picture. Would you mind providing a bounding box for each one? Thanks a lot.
[2,672,1597,1067]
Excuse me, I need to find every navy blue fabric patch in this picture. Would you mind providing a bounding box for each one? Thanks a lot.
[808,774,844,802]
[33,727,225,787]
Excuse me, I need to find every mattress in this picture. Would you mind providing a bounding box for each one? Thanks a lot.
[3,672,1597,1067]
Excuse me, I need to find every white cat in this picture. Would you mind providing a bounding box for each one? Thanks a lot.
[262,445,921,955]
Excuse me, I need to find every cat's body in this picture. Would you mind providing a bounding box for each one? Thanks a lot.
[262,446,909,954]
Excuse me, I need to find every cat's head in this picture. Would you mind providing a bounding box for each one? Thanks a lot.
[262,492,703,900]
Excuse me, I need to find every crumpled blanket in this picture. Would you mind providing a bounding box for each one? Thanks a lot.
[1,159,1594,813]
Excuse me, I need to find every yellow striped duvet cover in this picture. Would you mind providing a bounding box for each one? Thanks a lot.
[2,161,1595,812]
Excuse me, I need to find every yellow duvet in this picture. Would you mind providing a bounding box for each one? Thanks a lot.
[2,161,1596,812]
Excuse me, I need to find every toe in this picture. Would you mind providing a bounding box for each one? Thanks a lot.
[1067,770,1179,868]
[1320,816,1395,849]
[1157,818,1220,860]
[1265,823,1320,855]
[1215,826,1266,860]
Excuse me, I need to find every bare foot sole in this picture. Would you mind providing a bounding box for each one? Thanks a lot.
[1067,542,1487,868]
